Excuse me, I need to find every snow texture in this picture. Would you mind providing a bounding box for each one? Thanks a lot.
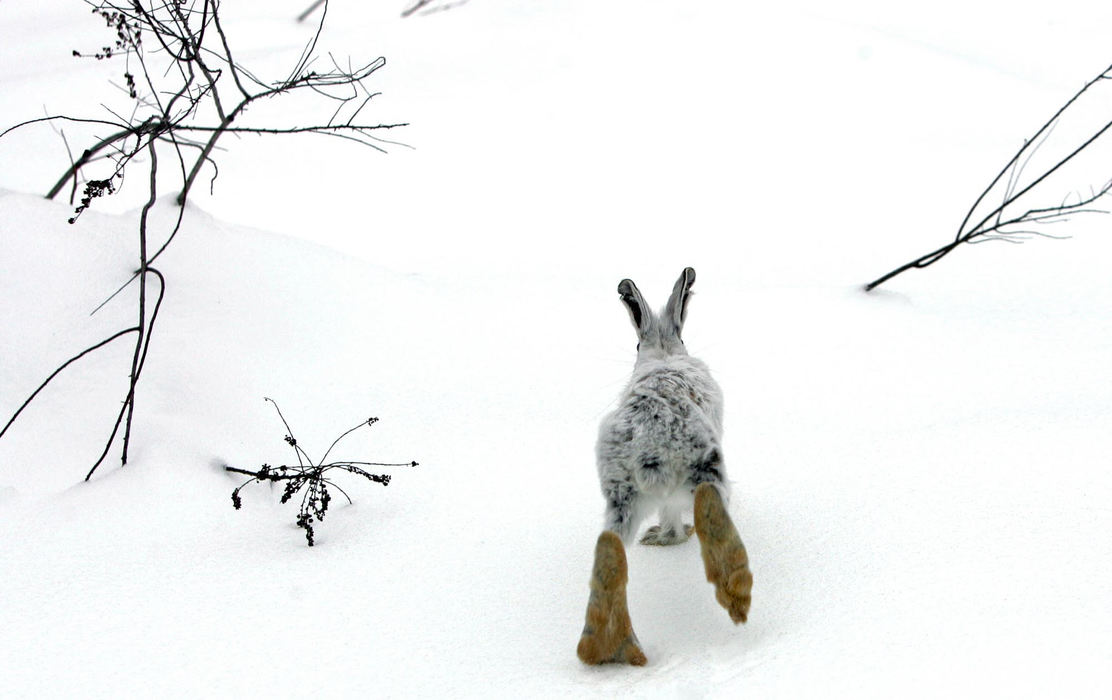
[2,1,1112,697]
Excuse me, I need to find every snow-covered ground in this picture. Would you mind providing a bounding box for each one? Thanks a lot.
[2,1,1111,697]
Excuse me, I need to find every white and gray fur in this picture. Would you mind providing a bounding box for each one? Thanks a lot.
[596,267,728,545]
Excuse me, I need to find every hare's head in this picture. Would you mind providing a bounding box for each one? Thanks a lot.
[617,267,696,361]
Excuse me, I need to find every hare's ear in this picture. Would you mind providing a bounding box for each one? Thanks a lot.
[618,279,651,336]
[664,267,696,338]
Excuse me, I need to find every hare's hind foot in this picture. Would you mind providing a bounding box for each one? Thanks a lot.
[639,523,694,546]
[577,531,647,666]
[694,483,752,624]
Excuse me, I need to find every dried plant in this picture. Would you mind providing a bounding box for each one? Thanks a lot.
[227,398,418,546]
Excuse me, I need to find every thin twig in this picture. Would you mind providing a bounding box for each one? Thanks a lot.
[0,328,140,440]
[297,0,327,23]
[117,137,159,468]
[402,0,435,18]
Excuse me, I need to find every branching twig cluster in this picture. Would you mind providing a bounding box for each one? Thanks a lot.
[227,398,418,546]
[866,62,1112,291]
[19,0,407,213]
[0,1,406,480]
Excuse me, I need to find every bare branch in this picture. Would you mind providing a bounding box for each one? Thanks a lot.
[866,61,1112,291]
[2,0,405,478]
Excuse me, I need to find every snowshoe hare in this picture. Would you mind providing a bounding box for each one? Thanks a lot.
[577,268,752,667]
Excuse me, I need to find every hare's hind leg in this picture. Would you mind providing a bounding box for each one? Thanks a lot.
[602,479,650,544]
[577,531,647,666]
[694,483,752,624]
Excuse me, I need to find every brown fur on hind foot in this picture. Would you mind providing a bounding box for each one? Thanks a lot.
[576,531,647,666]
[694,483,752,624]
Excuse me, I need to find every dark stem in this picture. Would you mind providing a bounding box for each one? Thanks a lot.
[0,328,140,440]
[85,267,165,481]
[864,241,959,292]
[264,397,312,467]
[402,0,435,18]
[297,0,327,23]
[177,99,246,205]
[118,137,158,466]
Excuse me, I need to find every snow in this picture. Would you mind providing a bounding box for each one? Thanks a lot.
[2,0,1112,697]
